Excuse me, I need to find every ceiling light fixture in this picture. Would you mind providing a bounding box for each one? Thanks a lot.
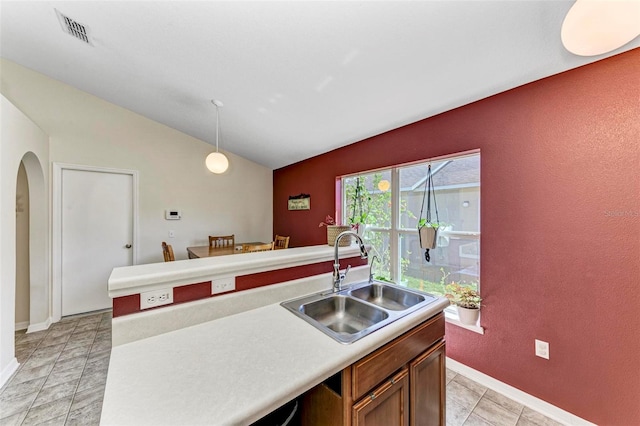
[378,180,391,192]
[561,0,640,56]
[205,99,229,174]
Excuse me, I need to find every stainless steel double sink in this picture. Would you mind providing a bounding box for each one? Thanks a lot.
[281,280,438,344]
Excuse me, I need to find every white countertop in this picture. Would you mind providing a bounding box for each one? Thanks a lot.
[101,280,449,426]
[108,244,367,297]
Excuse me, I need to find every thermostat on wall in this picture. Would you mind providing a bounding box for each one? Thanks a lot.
[165,210,181,220]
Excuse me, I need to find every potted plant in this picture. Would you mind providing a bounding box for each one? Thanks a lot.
[319,215,350,246]
[346,177,370,236]
[445,282,482,326]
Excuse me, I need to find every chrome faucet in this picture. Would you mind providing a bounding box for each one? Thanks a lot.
[333,230,368,292]
[369,255,380,283]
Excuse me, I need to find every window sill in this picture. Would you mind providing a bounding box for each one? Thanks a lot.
[444,306,484,334]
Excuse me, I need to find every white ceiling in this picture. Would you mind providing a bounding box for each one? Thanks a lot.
[1,1,638,170]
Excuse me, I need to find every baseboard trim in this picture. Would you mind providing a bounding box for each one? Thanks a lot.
[0,357,19,388]
[26,317,52,333]
[446,357,596,426]
[15,321,29,331]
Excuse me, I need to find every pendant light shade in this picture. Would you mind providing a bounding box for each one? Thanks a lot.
[561,0,640,56]
[206,152,229,174]
[206,99,229,174]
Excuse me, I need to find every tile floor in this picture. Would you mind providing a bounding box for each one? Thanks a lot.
[445,369,562,426]
[1,310,562,426]
[0,311,111,425]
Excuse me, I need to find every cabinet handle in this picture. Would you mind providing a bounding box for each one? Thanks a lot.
[369,392,376,401]
[390,377,396,385]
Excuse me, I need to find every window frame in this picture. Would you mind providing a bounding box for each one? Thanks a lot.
[339,150,483,333]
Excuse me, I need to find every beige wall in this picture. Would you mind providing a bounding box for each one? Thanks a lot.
[1,59,273,264]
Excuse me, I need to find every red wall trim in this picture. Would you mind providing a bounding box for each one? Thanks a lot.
[173,281,211,304]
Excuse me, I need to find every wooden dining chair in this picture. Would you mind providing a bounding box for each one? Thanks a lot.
[209,234,235,248]
[241,242,275,253]
[162,241,175,262]
[274,235,290,250]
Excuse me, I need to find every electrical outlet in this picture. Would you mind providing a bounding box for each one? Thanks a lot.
[140,288,174,310]
[535,339,549,359]
[212,276,236,295]
[169,230,175,238]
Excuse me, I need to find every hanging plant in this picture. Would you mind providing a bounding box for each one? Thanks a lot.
[417,164,440,261]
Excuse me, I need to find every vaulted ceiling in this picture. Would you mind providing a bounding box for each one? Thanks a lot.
[1,1,638,169]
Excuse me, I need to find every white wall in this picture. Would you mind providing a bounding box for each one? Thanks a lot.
[15,162,29,329]
[1,59,273,265]
[0,94,50,387]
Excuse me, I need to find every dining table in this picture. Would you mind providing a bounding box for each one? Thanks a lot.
[187,242,265,259]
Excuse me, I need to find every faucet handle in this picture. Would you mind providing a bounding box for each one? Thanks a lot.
[342,265,351,278]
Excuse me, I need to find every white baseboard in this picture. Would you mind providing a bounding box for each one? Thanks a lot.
[0,357,19,388]
[15,321,29,331]
[446,357,596,426]
[26,317,52,333]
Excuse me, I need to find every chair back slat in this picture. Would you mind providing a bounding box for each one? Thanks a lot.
[274,235,290,250]
[162,241,175,262]
[209,235,235,248]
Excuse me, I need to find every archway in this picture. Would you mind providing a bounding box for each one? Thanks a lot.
[20,152,50,332]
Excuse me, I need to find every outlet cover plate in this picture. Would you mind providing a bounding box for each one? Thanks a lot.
[140,288,173,310]
[212,276,236,295]
[535,339,549,359]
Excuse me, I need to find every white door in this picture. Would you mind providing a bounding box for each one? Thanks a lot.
[61,168,133,316]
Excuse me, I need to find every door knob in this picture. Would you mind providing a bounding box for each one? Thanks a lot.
[125,244,132,249]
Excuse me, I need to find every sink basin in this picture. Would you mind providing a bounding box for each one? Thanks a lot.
[350,283,429,311]
[281,280,440,344]
[301,295,389,335]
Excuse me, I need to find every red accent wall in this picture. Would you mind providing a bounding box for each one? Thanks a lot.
[273,49,640,424]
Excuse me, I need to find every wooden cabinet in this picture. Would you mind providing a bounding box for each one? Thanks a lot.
[353,368,409,426]
[410,341,446,426]
[302,312,445,426]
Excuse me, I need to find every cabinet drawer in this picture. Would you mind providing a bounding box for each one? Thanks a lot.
[352,313,444,401]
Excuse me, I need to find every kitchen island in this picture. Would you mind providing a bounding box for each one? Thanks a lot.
[101,246,448,425]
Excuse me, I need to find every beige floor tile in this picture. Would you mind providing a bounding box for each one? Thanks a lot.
[447,380,484,410]
[453,374,488,395]
[472,397,519,426]
[57,345,91,362]
[9,363,54,386]
[66,399,102,425]
[447,398,474,426]
[0,376,45,401]
[0,409,28,426]
[21,395,72,425]
[464,412,495,426]
[0,391,38,419]
[31,379,80,409]
[446,368,457,384]
[484,389,524,415]
[519,407,563,426]
[43,366,84,389]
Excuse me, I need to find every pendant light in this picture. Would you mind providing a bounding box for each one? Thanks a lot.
[561,0,640,56]
[206,99,229,174]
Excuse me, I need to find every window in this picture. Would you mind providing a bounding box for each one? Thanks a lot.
[342,152,480,300]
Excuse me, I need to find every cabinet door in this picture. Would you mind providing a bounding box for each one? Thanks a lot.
[353,368,409,426]
[409,341,446,426]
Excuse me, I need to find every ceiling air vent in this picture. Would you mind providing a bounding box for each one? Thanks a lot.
[55,9,92,45]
